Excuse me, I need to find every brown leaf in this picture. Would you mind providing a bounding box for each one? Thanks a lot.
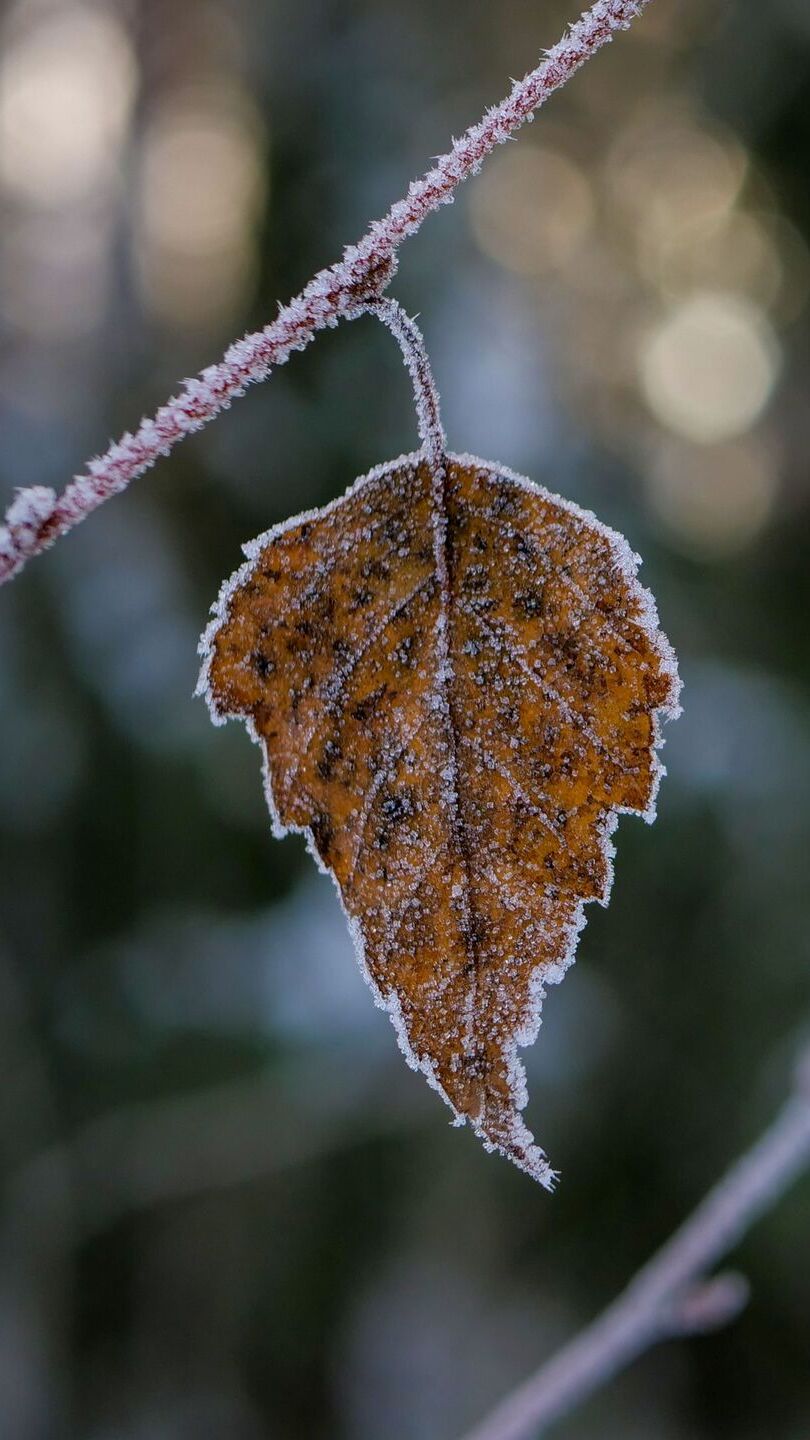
[198,453,680,1187]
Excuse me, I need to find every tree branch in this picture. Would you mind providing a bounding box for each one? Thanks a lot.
[458,1051,810,1440]
[0,0,655,586]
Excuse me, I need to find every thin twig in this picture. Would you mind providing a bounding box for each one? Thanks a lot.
[0,0,655,585]
[362,299,446,467]
[8,1060,426,1241]
[459,1052,810,1440]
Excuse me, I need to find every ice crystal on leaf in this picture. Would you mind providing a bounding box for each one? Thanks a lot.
[197,453,680,1187]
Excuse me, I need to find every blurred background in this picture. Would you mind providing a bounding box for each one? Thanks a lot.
[1,0,809,1436]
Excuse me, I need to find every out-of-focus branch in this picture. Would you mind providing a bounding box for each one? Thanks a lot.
[8,1058,425,1240]
[0,0,655,585]
[459,1049,810,1440]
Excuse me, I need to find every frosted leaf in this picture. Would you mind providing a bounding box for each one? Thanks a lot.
[198,453,680,1188]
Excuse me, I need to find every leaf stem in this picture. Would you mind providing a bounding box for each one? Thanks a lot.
[458,1051,810,1440]
[362,299,446,467]
[0,0,657,585]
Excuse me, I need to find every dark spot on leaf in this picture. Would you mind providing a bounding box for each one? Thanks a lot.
[392,634,415,668]
[490,489,519,518]
[462,565,489,596]
[362,558,390,581]
[462,1044,488,1079]
[514,588,545,618]
[351,684,387,725]
[251,650,275,678]
[310,811,334,861]
[317,739,342,781]
[514,533,538,561]
[380,789,414,824]
[383,512,406,544]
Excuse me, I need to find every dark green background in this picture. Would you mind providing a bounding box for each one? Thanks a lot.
[1,1,808,1436]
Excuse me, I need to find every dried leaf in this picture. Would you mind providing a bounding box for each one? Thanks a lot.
[198,453,680,1187]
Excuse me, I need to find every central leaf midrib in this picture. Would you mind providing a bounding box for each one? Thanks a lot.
[428,460,484,1071]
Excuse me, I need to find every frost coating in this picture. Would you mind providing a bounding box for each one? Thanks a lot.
[198,452,680,1188]
[0,486,58,577]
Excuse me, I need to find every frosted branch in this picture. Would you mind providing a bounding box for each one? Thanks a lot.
[362,299,446,467]
[459,1049,810,1440]
[0,0,656,585]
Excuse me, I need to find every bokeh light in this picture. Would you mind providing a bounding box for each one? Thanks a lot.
[136,92,265,330]
[646,433,780,557]
[638,208,784,309]
[469,144,594,275]
[638,291,781,443]
[0,4,135,207]
[605,104,748,237]
[0,213,111,339]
